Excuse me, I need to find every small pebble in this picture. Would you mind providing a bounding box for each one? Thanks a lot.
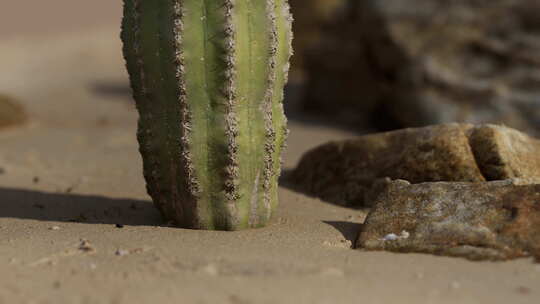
[322,240,333,247]
[115,224,124,228]
[382,230,410,241]
[0,167,5,174]
[115,249,129,256]
[382,233,398,241]
[339,239,353,248]
[33,176,40,184]
[130,248,145,254]
[78,239,95,253]
[516,286,531,295]
[49,226,60,231]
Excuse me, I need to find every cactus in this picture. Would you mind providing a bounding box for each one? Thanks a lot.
[121,0,293,230]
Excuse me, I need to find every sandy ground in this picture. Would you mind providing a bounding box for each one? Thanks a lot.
[1,2,539,303]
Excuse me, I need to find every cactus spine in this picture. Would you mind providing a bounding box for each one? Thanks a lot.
[121,0,293,230]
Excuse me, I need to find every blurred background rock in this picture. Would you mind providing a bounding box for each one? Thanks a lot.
[290,0,540,135]
[4,0,538,136]
[0,95,26,129]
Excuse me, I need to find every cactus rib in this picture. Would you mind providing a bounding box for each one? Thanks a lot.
[121,0,292,230]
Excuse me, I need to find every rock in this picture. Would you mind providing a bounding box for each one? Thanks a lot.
[300,0,540,135]
[291,123,540,207]
[356,180,540,261]
[291,123,483,207]
[0,94,26,129]
[470,124,540,180]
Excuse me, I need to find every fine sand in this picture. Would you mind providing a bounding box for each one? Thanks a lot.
[1,2,539,303]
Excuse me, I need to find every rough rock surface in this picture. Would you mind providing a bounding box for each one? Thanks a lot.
[300,0,540,135]
[470,124,540,180]
[291,124,540,207]
[0,94,26,129]
[356,180,540,262]
[291,124,484,207]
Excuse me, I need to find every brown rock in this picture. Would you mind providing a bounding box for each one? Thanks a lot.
[0,94,26,129]
[291,123,485,207]
[470,124,540,180]
[356,180,540,261]
[291,123,540,207]
[300,0,540,135]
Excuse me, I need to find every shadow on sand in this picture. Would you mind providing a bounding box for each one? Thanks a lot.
[90,81,133,99]
[323,221,363,247]
[280,171,365,246]
[279,169,369,211]
[0,187,164,226]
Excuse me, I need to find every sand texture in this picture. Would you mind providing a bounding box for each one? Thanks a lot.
[0,1,539,303]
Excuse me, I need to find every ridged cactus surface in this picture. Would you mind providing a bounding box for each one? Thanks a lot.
[121,0,292,230]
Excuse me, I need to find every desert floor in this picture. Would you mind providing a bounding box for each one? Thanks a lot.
[1,1,539,304]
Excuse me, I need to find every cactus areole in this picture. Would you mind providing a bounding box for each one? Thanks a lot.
[121,0,293,230]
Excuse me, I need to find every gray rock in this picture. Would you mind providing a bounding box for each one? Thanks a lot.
[300,0,540,135]
[291,124,540,207]
[356,180,540,262]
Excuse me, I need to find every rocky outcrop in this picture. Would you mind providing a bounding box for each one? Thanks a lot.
[0,95,26,129]
[298,0,540,135]
[291,124,540,207]
[356,180,540,262]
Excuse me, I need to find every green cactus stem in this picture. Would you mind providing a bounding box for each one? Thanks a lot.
[121,0,293,230]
